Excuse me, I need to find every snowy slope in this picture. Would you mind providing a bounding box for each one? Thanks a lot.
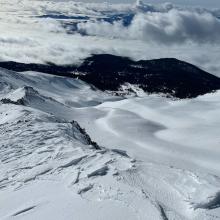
[0,67,220,220]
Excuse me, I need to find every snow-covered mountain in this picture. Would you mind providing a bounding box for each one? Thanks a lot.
[1,0,220,219]
[0,66,220,220]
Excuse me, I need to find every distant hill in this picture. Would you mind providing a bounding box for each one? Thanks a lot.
[1,54,220,99]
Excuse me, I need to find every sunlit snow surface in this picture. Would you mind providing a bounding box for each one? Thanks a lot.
[0,67,220,220]
[0,1,220,219]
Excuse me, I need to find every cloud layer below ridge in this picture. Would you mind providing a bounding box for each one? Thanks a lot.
[0,0,220,77]
[78,9,220,44]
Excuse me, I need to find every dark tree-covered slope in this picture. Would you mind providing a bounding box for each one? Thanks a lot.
[1,54,220,99]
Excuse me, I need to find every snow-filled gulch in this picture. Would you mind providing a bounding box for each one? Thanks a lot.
[0,64,220,220]
[0,1,220,220]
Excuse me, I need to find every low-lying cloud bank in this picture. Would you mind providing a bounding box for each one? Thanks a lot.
[78,9,220,44]
[0,0,220,77]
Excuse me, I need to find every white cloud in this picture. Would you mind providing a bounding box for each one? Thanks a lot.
[0,0,220,77]
[78,9,220,44]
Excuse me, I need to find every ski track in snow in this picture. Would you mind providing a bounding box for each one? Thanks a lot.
[0,68,220,219]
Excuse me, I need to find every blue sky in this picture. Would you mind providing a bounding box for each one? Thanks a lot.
[77,0,220,8]
[143,0,220,8]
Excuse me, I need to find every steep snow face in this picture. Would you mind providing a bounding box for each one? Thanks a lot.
[0,68,220,220]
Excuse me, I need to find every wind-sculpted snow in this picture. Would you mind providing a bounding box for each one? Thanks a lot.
[0,71,137,219]
[0,67,220,219]
[0,2,220,219]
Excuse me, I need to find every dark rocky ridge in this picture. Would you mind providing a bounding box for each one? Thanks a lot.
[0,54,220,99]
